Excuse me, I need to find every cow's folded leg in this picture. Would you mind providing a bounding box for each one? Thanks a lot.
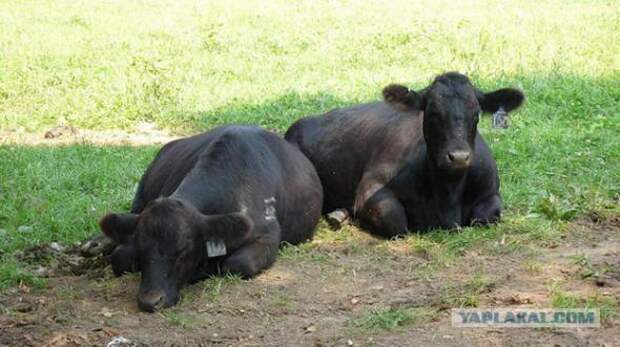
[469,194,501,226]
[357,188,408,238]
[220,236,279,279]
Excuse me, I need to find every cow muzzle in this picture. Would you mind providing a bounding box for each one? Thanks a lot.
[138,288,178,312]
[447,150,471,169]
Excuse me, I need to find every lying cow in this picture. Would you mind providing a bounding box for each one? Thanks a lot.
[100,125,323,311]
[285,72,524,237]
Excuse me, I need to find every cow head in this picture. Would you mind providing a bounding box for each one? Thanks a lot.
[100,197,252,312]
[383,72,524,174]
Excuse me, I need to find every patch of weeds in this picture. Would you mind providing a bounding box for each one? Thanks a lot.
[409,235,453,263]
[313,221,357,243]
[350,307,438,332]
[568,253,610,282]
[535,194,578,221]
[160,311,195,329]
[483,233,526,256]
[523,260,544,274]
[495,215,567,249]
[201,274,242,303]
[270,292,295,312]
[278,242,330,264]
[312,223,369,256]
[406,236,454,279]
[425,225,499,255]
[441,272,495,308]
[0,258,46,290]
[550,283,619,323]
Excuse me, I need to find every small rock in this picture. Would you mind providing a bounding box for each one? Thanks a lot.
[44,125,77,139]
[346,339,354,346]
[106,336,145,347]
[101,307,114,318]
[350,297,360,305]
[49,242,65,253]
[305,325,316,333]
[34,265,49,277]
[17,225,33,233]
[81,234,116,257]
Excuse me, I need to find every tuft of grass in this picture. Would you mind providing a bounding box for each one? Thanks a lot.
[523,260,544,275]
[270,292,295,312]
[160,311,196,329]
[440,272,495,308]
[568,253,611,282]
[200,274,243,303]
[535,194,578,221]
[278,241,330,264]
[550,283,619,323]
[0,257,47,290]
[350,307,438,332]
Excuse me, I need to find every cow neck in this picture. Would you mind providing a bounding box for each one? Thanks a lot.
[170,178,211,213]
[424,162,467,228]
[426,161,468,204]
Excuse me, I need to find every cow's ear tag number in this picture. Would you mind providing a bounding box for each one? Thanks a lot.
[206,239,227,257]
[492,107,509,129]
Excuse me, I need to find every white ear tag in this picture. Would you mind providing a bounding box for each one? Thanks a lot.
[264,197,277,221]
[492,107,509,129]
[206,239,227,257]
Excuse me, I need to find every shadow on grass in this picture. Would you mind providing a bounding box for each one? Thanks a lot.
[176,91,358,134]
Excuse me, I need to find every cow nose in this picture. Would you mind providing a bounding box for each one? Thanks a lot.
[138,290,165,312]
[447,151,471,167]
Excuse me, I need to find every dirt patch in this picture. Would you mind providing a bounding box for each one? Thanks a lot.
[1,218,619,346]
[0,123,178,146]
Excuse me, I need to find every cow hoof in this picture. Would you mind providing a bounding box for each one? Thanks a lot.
[326,209,351,230]
[80,234,116,257]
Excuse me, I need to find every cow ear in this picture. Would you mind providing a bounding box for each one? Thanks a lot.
[200,212,253,249]
[382,84,426,110]
[477,88,524,113]
[99,213,139,244]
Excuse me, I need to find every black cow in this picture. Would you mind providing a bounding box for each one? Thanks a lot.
[100,125,323,311]
[285,72,524,237]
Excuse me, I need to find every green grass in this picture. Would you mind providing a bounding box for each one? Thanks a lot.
[160,311,196,329]
[440,272,496,308]
[550,283,619,323]
[0,258,46,290]
[200,274,243,303]
[0,0,619,288]
[350,307,439,332]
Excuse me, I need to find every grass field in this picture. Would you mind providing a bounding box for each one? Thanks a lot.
[0,0,619,345]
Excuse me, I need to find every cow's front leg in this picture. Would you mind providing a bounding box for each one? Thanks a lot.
[220,234,280,279]
[355,183,408,238]
[469,194,501,226]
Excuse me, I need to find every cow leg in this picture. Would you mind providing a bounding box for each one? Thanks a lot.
[220,236,280,279]
[469,194,501,226]
[355,184,408,238]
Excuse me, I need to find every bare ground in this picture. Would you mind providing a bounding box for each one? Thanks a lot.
[1,217,619,347]
[0,124,178,146]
